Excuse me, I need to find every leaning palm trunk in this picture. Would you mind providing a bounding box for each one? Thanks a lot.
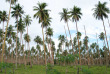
[76,21,81,65]
[1,2,11,63]
[67,22,74,54]
[15,17,19,69]
[102,20,109,66]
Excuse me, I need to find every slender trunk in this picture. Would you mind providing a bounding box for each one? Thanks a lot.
[108,19,110,27]
[46,27,50,57]
[64,25,69,50]
[24,41,26,67]
[11,43,13,63]
[102,20,109,66]
[2,22,4,44]
[15,17,19,69]
[66,22,74,54]
[84,25,89,66]
[96,33,100,65]
[75,21,81,65]
[50,37,54,65]
[1,1,11,63]
[41,18,47,65]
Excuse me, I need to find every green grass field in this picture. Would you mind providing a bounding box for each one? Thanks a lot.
[1,65,110,74]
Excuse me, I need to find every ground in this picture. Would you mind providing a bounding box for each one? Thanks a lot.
[1,65,110,74]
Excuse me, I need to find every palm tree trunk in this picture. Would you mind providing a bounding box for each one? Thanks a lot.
[75,21,81,65]
[46,27,50,57]
[24,41,26,67]
[64,25,69,50]
[11,43,13,63]
[108,19,110,27]
[84,25,90,66]
[1,1,11,63]
[102,20,109,66]
[41,24,47,65]
[15,17,19,69]
[50,37,54,65]
[96,33,100,65]
[66,22,74,54]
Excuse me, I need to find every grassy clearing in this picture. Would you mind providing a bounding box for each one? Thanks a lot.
[0,65,110,74]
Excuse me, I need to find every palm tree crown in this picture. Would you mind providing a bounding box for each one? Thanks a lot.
[33,2,49,23]
[59,8,70,22]
[24,15,32,26]
[93,1,110,20]
[6,0,17,4]
[70,6,82,22]
[11,4,24,19]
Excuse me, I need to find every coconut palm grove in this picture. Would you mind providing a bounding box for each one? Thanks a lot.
[1,0,110,74]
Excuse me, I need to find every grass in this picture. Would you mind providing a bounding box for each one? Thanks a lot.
[0,64,110,74]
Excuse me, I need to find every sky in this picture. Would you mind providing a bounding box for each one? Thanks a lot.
[0,0,110,50]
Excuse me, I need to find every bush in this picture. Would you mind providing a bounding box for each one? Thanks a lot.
[46,64,61,74]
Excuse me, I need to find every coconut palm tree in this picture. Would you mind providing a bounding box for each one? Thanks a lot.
[34,36,42,45]
[43,16,51,57]
[0,11,8,32]
[1,0,17,63]
[59,8,74,54]
[46,27,54,65]
[93,1,110,66]
[24,34,31,64]
[58,35,66,52]
[24,15,32,38]
[33,2,50,65]
[11,3,24,68]
[70,6,82,65]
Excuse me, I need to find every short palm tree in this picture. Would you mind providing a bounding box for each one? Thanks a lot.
[11,3,24,68]
[70,6,82,65]
[33,2,50,65]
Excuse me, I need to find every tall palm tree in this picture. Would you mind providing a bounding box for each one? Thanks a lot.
[1,0,17,63]
[70,6,82,65]
[59,8,74,54]
[46,27,54,65]
[11,3,24,68]
[16,17,25,66]
[43,16,51,58]
[24,15,32,67]
[93,1,110,66]
[33,2,50,65]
